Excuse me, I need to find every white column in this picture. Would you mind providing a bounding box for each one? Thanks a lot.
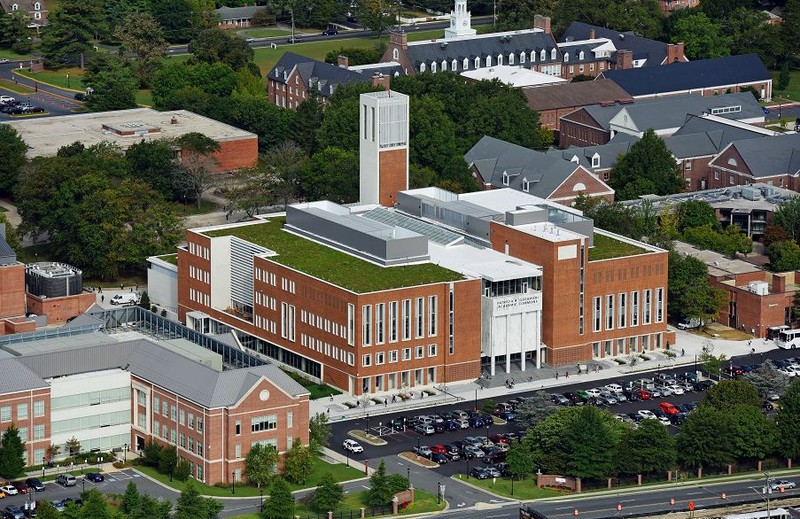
[535,313,542,368]
[490,354,496,377]
[505,350,511,373]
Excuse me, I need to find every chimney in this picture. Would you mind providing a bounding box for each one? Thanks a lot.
[774,274,787,294]
[371,72,390,91]
[170,116,178,125]
[533,14,551,34]
[615,50,633,70]
[666,42,685,64]
[589,29,596,39]
[337,55,349,68]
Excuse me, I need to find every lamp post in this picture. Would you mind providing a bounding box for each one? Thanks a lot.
[474,389,478,411]
[66,73,70,88]
[437,481,442,504]
[82,476,85,492]
[42,457,46,478]
[365,413,370,435]
[231,471,236,494]
[260,489,264,512]
[124,443,128,463]
[765,472,771,519]
[511,474,514,496]
[407,467,411,489]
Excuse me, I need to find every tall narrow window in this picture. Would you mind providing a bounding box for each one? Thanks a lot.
[618,292,627,328]
[428,296,437,336]
[376,303,385,344]
[362,305,372,346]
[415,297,424,338]
[605,295,614,330]
[630,291,639,327]
[592,296,601,332]
[347,303,355,346]
[643,289,652,325]
[389,301,398,342]
[402,299,411,340]
[656,288,664,323]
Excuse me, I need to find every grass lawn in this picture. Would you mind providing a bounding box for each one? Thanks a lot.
[771,69,800,102]
[0,78,35,94]
[136,89,153,106]
[21,243,57,263]
[135,457,364,497]
[0,49,36,60]
[168,199,219,216]
[457,474,564,500]
[589,233,648,261]
[204,218,464,293]
[16,67,85,91]
[238,27,294,38]
[284,369,342,400]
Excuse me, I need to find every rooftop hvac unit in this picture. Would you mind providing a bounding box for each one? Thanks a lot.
[748,281,768,296]
[741,186,760,201]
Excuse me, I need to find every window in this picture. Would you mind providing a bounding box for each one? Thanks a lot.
[579,50,584,60]
[362,354,372,367]
[420,62,426,73]
[497,54,503,65]
[197,418,203,433]
[441,60,447,71]
[362,305,372,346]
[402,299,411,340]
[522,178,529,192]
[375,303,385,344]
[376,352,385,365]
[540,49,546,61]
[18,427,28,442]
[281,303,296,341]
[591,153,600,168]
[714,170,720,180]
[564,52,569,62]
[486,56,492,67]
[0,406,9,422]
[389,302,398,342]
[618,292,627,328]
[730,175,735,185]
[508,53,514,65]
[171,405,177,420]
[188,413,194,429]
[402,348,411,361]
[415,298,424,338]
[17,403,28,419]
[235,420,241,436]
[235,444,241,458]
[656,288,664,323]
[34,1,40,9]
[643,289,652,325]
[431,61,437,73]
[389,350,398,363]
[474,57,480,68]
[592,296,601,332]
[251,415,278,432]
[685,161,692,171]
[287,412,293,428]
[463,58,469,69]
[162,401,168,416]
[605,295,614,330]
[33,401,45,417]
[428,344,437,357]
[551,48,557,60]
[347,303,355,346]
[451,59,457,70]
[415,346,424,359]
[630,291,639,327]
[393,48,399,60]
[179,409,185,425]
[428,296,437,336]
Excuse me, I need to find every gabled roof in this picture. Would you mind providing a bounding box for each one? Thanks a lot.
[404,29,560,68]
[269,52,371,98]
[665,114,770,158]
[560,22,674,66]
[523,79,631,111]
[548,135,636,171]
[0,358,49,394]
[10,339,308,406]
[0,0,44,12]
[601,54,771,97]
[215,5,264,19]
[465,135,588,198]
[0,228,16,266]
[712,134,800,178]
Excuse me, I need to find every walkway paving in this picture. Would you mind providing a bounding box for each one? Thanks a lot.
[311,327,772,421]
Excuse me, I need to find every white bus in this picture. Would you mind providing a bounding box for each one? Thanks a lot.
[775,328,800,349]
[723,508,792,519]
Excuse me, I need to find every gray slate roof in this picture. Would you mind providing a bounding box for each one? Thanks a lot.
[0,226,16,266]
[465,135,584,197]
[665,115,768,158]
[548,135,636,171]
[269,52,372,98]
[405,30,560,68]
[560,22,672,66]
[9,339,307,406]
[0,358,49,394]
[601,54,771,97]
[716,133,800,178]
[215,5,264,19]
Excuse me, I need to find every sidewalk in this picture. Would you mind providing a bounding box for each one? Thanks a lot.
[311,327,773,421]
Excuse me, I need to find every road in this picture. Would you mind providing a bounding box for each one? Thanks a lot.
[0,60,84,120]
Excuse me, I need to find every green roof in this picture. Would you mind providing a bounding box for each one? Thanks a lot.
[203,218,464,293]
[588,233,649,261]
[158,254,178,265]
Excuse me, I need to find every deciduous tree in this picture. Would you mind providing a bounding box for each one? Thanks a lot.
[309,412,332,455]
[125,139,178,200]
[0,125,27,196]
[244,442,278,488]
[616,418,676,475]
[283,439,313,484]
[676,406,735,470]
[773,197,800,242]
[366,460,393,506]
[301,147,359,203]
[506,432,536,479]
[671,13,730,60]
[777,380,800,458]
[83,58,138,112]
[728,404,777,460]
[678,200,720,232]
[667,251,726,323]
[768,240,800,272]
[263,142,308,208]
[189,28,255,71]
[610,129,682,200]
[702,379,760,410]
[115,12,169,85]
[173,132,220,207]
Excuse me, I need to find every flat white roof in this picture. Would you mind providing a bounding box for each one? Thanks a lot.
[428,242,542,281]
[461,65,567,87]
[3,108,256,158]
[407,27,543,46]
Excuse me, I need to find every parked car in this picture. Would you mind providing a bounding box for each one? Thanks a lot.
[430,452,449,464]
[85,472,104,482]
[0,58,10,64]
[499,411,517,421]
[4,506,24,519]
[636,389,652,400]
[25,478,45,492]
[483,450,507,464]
[0,95,15,105]
[415,423,435,435]
[286,36,305,43]
[322,28,338,35]
[56,474,77,487]
[694,380,716,391]
[470,467,491,479]
[430,444,447,455]
[678,318,703,330]
[637,410,656,420]
[412,445,432,458]
[551,393,570,405]
[342,439,363,453]
[463,445,485,459]
[680,371,699,383]
[657,415,672,426]
[245,37,256,43]
[110,293,139,306]
[0,487,15,497]
[660,402,680,415]
[50,499,67,512]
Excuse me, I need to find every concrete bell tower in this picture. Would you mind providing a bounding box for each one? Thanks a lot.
[359,90,409,207]
[444,0,476,39]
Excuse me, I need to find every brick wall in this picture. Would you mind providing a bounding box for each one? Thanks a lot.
[379,149,408,207]
[0,263,26,319]
[214,137,259,172]
[26,292,95,324]
[548,167,614,204]
[559,111,610,148]
[0,388,51,466]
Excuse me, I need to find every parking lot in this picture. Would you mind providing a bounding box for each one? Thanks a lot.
[0,86,82,119]
[331,349,800,479]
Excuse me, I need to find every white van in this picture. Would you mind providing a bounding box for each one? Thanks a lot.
[110,293,139,306]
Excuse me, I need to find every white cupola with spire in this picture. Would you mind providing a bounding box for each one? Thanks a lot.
[444,0,476,39]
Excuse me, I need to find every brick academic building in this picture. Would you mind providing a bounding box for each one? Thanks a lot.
[175,90,673,396]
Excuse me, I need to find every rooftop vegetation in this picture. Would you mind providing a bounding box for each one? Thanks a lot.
[588,233,649,261]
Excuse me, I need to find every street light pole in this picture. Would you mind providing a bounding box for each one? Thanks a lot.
[260,489,264,512]
[474,389,478,411]
[124,443,128,463]
[231,471,236,494]
[437,482,441,504]
[765,472,771,519]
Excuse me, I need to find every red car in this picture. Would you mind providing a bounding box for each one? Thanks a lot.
[489,434,510,444]
[430,444,448,455]
[10,482,27,494]
[636,389,652,400]
[660,402,679,415]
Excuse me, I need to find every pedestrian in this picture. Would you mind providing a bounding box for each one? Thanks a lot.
[356,400,360,407]
[555,371,559,380]
[135,284,139,291]
[384,398,388,407]
[595,365,599,373]
[120,283,124,290]
[98,286,102,293]
[681,348,685,356]
[565,371,569,378]
[666,341,670,350]
[130,286,133,292]
[101,295,104,303]
[327,408,330,415]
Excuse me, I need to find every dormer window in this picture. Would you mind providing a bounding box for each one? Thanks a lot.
[551,48,557,60]
[420,62,426,73]
[11,3,18,10]
[34,11,40,18]
[519,52,525,64]
[508,53,514,65]
[441,60,447,71]
[497,54,503,66]
[474,57,480,68]
[591,153,600,168]
[571,155,579,164]
[540,49,546,61]
[502,172,510,186]
[431,61,437,72]
[392,48,399,60]
[564,52,569,62]
[486,56,492,67]
[522,178,529,192]
[451,59,457,70]
[34,2,40,9]
[579,51,584,60]
[463,58,469,69]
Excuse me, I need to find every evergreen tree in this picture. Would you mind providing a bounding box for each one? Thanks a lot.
[143,439,162,467]
[174,480,223,519]
[310,473,344,514]
[365,460,393,507]
[291,98,324,155]
[777,380,800,459]
[261,478,294,519]
[778,61,791,91]
[0,424,26,478]
[158,445,178,475]
[610,129,683,200]
[121,481,140,514]
[33,500,60,519]
[79,489,111,519]
[41,0,106,68]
